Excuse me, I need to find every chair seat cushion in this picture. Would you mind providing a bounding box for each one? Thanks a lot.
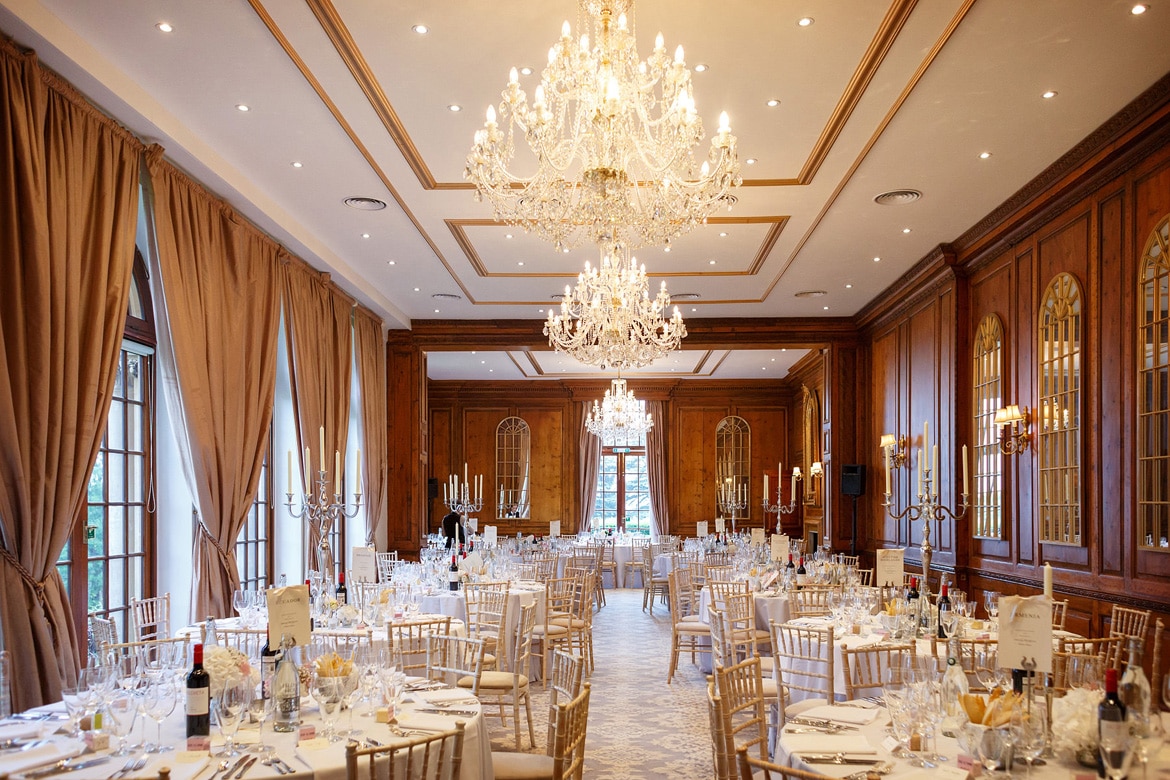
[491,751,555,780]
[680,614,704,623]
[470,670,530,690]
[551,617,587,629]
[533,624,570,638]
[675,622,711,635]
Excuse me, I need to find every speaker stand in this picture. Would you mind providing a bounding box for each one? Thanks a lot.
[850,494,860,557]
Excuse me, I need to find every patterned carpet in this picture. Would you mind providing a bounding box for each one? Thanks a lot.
[487,587,713,778]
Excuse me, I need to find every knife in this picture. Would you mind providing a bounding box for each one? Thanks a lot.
[801,754,878,765]
[414,708,478,717]
[24,757,111,778]
[233,756,258,779]
[790,717,857,730]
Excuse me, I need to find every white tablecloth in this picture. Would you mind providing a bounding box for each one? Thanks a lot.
[419,583,546,674]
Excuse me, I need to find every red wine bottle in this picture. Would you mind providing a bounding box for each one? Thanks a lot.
[186,643,210,737]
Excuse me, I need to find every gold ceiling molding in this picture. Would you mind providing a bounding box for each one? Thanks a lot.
[303,0,916,191]
[521,350,724,378]
[764,0,976,302]
[447,216,789,278]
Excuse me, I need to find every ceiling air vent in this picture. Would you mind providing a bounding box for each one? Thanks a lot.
[873,189,921,205]
[431,293,462,301]
[343,196,387,211]
[671,292,702,300]
[794,290,827,298]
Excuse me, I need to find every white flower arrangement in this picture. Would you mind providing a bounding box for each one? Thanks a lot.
[1050,687,1101,758]
[203,645,257,693]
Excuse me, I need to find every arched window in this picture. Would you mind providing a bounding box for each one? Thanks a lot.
[972,314,1005,538]
[1038,272,1082,545]
[716,416,750,518]
[1138,216,1170,549]
[496,416,531,519]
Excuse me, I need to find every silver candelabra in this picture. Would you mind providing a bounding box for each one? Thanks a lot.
[763,471,803,534]
[718,481,748,534]
[881,459,968,601]
[286,469,362,586]
[445,470,484,527]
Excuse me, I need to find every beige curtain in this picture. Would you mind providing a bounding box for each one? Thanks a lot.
[144,149,283,621]
[353,308,387,546]
[0,42,142,708]
[645,400,669,538]
[577,402,601,533]
[283,262,353,569]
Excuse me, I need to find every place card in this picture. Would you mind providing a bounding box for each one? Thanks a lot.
[176,751,209,764]
[771,534,789,562]
[483,525,498,546]
[350,546,377,583]
[751,528,765,546]
[696,521,708,538]
[467,517,478,533]
[266,584,311,648]
[997,595,1053,673]
[714,518,725,534]
[875,548,905,588]
[298,736,327,750]
[184,736,209,753]
[549,520,561,538]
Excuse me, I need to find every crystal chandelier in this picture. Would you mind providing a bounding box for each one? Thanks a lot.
[465,0,741,250]
[585,375,653,440]
[545,242,686,370]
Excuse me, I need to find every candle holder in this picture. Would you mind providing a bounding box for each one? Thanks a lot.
[881,464,968,602]
[446,476,484,530]
[718,487,748,535]
[286,469,362,587]
[762,473,803,534]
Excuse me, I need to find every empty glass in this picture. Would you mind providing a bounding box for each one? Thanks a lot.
[1128,709,1165,779]
[214,680,250,757]
[248,678,274,755]
[103,694,139,756]
[141,678,177,753]
[1100,724,1136,780]
[310,673,344,742]
[1011,698,1048,776]
[60,687,86,738]
[984,591,1000,620]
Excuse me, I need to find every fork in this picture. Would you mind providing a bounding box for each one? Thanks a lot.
[844,761,893,779]
[107,752,148,780]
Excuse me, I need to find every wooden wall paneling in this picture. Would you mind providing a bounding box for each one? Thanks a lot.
[1035,211,1093,571]
[1015,245,1036,572]
[462,407,505,531]
[428,406,452,537]
[520,407,567,533]
[673,406,728,532]
[869,326,902,548]
[824,343,865,555]
[1097,188,1128,581]
[386,342,427,557]
[906,300,940,576]
[1133,157,1170,583]
[938,284,959,573]
[735,405,788,531]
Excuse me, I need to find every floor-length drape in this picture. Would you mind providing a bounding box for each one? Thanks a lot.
[353,308,387,546]
[645,401,669,539]
[577,402,601,533]
[0,41,142,708]
[283,262,353,570]
[144,149,283,621]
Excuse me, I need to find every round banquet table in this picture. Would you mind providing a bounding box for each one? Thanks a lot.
[419,582,546,675]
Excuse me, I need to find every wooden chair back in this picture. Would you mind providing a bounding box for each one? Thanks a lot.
[345,722,465,780]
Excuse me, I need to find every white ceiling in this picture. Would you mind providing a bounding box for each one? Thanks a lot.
[1,0,1167,380]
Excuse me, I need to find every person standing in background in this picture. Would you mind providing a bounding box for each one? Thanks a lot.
[441,511,466,549]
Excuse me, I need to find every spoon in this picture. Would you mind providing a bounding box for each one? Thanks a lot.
[261,758,289,775]
[844,761,894,779]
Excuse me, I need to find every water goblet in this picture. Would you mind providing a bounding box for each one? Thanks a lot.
[1128,709,1164,779]
[60,687,86,738]
[1100,724,1136,780]
[141,677,177,752]
[232,589,249,621]
[310,673,344,742]
[214,680,250,757]
[1011,697,1047,776]
[985,592,1000,620]
[974,648,999,694]
[103,693,139,756]
[248,679,274,755]
[339,671,363,738]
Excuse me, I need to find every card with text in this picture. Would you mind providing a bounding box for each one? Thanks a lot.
[875,548,905,588]
[549,520,561,538]
[266,584,311,648]
[770,534,789,562]
[751,527,766,546]
[483,526,497,546]
[696,521,708,538]
[997,594,1053,673]
[350,546,377,583]
[714,518,725,534]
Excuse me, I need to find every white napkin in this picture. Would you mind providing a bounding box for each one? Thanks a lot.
[0,738,84,773]
[398,711,464,732]
[416,688,478,704]
[784,732,877,755]
[799,704,882,725]
[0,722,45,741]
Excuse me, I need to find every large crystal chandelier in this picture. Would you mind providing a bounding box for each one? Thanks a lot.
[585,375,653,440]
[465,0,741,250]
[545,242,686,370]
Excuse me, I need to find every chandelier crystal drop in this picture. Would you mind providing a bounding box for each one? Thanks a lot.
[585,375,653,440]
[465,0,741,250]
[544,242,686,370]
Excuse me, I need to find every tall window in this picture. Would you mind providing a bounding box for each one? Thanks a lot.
[1139,216,1170,550]
[972,314,1005,538]
[60,253,156,642]
[1038,272,1083,545]
[235,432,274,589]
[592,429,652,534]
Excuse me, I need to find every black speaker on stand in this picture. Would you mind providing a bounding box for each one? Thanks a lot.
[841,465,866,556]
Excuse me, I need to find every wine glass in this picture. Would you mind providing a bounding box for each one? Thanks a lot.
[984,591,1000,620]
[1069,655,1103,692]
[1011,697,1048,776]
[248,678,274,755]
[140,677,177,753]
[310,673,344,742]
[940,607,960,638]
[233,589,249,621]
[60,687,86,738]
[1100,723,1136,780]
[974,648,999,693]
[1128,709,1165,779]
[339,670,363,738]
[972,724,1013,778]
[1162,674,1170,712]
[214,680,250,757]
[103,693,139,756]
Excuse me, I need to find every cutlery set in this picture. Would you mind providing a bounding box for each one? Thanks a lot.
[23,757,111,778]
[259,757,294,775]
[788,716,857,731]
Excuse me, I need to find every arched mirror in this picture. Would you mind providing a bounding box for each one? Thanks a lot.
[801,385,822,507]
[496,416,531,519]
[972,314,1005,538]
[1138,215,1170,550]
[1038,272,1082,545]
[715,416,750,519]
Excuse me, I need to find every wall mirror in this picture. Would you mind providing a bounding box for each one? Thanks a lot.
[972,314,1005,538]
[1038,272,1082,545]
[801,385,822,507]
[715,416,750,516]
[496,416,531,519]
[1138,215,1170,550]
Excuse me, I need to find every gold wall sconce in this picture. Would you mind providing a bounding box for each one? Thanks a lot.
[809,461,824,480]
[880,433,908,468]
[994,404,1031,454]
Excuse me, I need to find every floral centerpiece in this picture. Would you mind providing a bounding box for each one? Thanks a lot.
[1051,687,1102,764]
[203,645,257,694]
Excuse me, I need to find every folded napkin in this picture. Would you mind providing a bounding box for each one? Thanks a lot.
[397,711,465,732]
[799,704,882,725]
[0,722,46,741]
[783,732,877,755]
[0,737,84,773]
[416,688,477,704]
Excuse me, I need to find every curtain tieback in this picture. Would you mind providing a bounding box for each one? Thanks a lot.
[0,545,48,601]
[195,519,233,567]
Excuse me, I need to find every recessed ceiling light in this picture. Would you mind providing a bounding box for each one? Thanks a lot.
[663,246,671,252]
[845,284,853,289]
[1042,90,1058,99]
[236,104,250,112]
[291,161,303,168]
[761,366,767,371]
[156,22,173,33]
[979,151,992,159]
[387,260,396,266]
[505,233,513,239]
[413,287,420,292]
[823,305,830,310]
[746,158,757,165]
[538,308,544,313]
[691,308,697,312]
[489,369,494,373]
[708,259,717,265]
[694,63,709,72]
[873,256,881,262]
[481,360,486,364]
[434,309,440,313]
[902,227,912,233]
[1132,4,1149,14]
[771,358,776,362]
[798,17,814,27]
[782,348,787,352]
[412,24,429,34]
[766,99,780,107]
[361,233,370,239]
[447,104,462,112]
[517,261,525,266]
[471,351,476,354]
[519,66,533,76]
[343,196,387,211]
[719,232,728,237]
[562,248,570,253]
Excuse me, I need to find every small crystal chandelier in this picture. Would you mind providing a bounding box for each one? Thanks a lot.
[545,242,686,370]
[585,375,653,440]
[465,0,741,250]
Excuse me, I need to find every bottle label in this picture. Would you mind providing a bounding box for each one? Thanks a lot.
[187,687,209,716]
[1100,718,1128,746]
